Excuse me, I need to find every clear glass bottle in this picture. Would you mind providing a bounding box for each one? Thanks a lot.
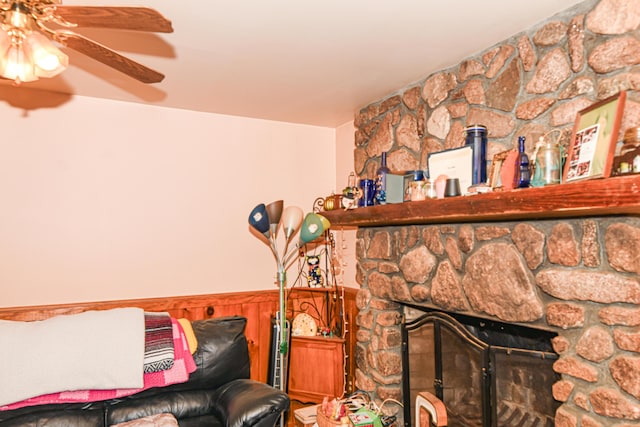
[538,139,561,185]
[514,136,530,188]
[374,152,390,204]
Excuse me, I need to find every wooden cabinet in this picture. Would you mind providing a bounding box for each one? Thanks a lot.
[285,286,353,403]
[288,335,345,403]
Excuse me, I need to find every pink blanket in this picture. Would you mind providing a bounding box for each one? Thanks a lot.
[1,318,196,411]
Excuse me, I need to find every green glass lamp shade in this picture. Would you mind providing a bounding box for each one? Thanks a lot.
[299,212,326,244]
[318,214,331,232]
[281,206,304,242]
[248,203,270,236]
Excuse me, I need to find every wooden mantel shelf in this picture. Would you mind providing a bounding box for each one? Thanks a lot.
[321,175,640,228]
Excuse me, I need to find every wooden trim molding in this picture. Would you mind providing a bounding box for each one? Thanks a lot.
[0,291,280,321]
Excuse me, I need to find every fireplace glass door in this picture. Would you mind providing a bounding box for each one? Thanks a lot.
[401,309,559,427]
[403,312,489,427]
[439,321,488,427]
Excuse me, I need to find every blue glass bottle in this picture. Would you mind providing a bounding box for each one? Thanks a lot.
[358,179,375,207]
[515,136,530,188]
[374,152,390,204]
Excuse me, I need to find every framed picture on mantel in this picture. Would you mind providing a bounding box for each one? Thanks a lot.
[564,91,626,182]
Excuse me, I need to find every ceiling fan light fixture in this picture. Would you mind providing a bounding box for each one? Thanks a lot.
[0,24,10,51]
[0,37,38,83]
[25,31,67,76]
[0,3,67,83]
[6,3,30,29]
[0,1,173,84]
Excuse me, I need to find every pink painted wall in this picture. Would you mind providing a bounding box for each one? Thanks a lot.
[335,121,357,288]
[0,91,337,308]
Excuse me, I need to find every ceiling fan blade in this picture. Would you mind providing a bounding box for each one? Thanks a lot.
[55,31,165,83]
[54,6,173,33]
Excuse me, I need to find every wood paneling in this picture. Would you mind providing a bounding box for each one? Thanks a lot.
[0,288,358,388]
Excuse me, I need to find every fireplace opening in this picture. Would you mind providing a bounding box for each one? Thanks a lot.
[401,307,560,427]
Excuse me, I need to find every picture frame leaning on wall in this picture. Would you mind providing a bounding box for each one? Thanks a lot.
[488,149,513,189]
[563,91,626,182]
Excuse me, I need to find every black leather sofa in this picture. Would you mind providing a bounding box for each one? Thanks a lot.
[0,316,290,427]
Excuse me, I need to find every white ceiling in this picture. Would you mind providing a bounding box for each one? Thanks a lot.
[0,0,583,127]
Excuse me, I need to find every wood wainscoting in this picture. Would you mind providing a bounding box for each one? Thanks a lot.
[0,287,358,396]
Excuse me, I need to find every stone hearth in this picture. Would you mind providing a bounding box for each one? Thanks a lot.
[354,218,640,426]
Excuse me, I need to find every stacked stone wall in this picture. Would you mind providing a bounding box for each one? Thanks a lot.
[354,0,640,180]
[353,1,640,425]
[355,219,640,426]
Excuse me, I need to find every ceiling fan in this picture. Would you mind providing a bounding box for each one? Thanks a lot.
[0,0,173,84]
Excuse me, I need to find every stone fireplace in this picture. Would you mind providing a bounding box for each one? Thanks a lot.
[351,218,640,426]
[331,0,640,425]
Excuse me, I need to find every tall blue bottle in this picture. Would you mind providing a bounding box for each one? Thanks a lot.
[374,152,390,204]
[465,125,487,185]
[515,136,531,188]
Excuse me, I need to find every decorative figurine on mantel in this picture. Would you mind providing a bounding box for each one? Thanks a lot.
[341,172,359,209]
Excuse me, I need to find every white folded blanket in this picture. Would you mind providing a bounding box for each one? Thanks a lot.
[0,307,145,407]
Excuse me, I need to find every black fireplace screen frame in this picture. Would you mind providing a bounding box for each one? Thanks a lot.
[401,308,559,427]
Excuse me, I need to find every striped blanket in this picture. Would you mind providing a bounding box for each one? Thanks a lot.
[143,312,174,373]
